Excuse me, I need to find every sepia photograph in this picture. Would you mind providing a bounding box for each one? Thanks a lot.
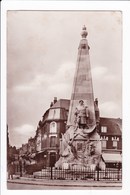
[2,1,130,193]
[6,10,122,190]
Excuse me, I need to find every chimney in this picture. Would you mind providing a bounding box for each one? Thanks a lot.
[50,102,53,107]
[53,97,57,104]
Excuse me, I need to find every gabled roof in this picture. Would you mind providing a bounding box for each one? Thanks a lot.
[100,117,122,135]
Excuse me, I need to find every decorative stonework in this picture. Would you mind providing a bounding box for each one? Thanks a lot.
[55,124,104,170]
[55,26,105,170]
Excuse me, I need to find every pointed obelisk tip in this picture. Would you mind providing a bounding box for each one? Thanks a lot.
[81,25,88,38]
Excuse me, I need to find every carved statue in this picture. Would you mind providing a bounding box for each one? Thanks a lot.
[55,100,103,170]
[74,100,89,129]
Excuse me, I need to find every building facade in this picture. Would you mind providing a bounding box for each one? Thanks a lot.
[34,98,69,167]
[99,117,122,152]
[33,98,122,168]
[99,117,122,168]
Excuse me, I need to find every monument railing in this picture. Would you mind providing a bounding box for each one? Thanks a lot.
[14,164,122,181]
[49,167,122,181]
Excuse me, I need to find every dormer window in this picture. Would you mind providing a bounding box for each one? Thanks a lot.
[101,126,107,133]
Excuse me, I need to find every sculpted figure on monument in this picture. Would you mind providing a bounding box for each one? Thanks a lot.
[75,100,89,129]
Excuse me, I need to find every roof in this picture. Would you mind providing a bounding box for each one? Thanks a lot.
[102,153,122,163]
[42,99,69,122]
[100,117,122,135]
[52,99,70,110]
[47,107,68,120]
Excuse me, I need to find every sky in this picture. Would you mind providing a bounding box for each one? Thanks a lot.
[7,11,122,148]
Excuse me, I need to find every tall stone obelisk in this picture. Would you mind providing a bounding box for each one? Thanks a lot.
[67,26,95,128]
[55,26,104,170]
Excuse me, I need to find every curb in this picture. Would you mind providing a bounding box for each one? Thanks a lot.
[7,179,122,188]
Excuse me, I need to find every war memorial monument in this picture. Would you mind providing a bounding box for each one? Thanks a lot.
[55,26,105,171]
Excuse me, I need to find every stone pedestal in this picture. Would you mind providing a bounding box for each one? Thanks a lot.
[55,125,105,170]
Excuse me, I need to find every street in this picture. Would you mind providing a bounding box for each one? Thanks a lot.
[7,182,121,190]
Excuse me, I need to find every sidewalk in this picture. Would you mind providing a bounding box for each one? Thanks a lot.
[7,176,122,188]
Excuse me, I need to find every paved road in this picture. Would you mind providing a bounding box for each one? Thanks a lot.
[7,182,121,190]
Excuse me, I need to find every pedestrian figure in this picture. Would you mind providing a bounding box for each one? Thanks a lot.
[8,162,15,180]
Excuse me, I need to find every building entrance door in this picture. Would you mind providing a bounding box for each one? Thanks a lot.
[49,152,56,167]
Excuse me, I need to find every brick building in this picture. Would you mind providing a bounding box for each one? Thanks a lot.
[99,117,122,168]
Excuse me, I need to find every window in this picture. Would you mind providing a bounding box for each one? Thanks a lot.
[113,140,117,148]
[42,134,47,148]
[50,122,57,133]
[101,126,107,133]
[102,140,107,149]
[50,136,56,147]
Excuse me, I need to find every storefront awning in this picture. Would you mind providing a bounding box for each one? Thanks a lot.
[102,153,122,163]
